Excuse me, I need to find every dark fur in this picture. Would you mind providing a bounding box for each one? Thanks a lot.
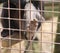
[0,0,44,38]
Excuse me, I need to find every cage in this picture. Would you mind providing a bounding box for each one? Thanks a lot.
[0,0,60,53]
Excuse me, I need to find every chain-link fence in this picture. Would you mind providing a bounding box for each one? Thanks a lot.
[0,0,60,53]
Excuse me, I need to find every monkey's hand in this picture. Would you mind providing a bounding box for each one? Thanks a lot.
[26,19,38,40]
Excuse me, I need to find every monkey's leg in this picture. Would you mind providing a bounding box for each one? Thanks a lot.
[1,2,12,37]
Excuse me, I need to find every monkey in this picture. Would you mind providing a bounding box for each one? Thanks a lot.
[0,0,45,40]
[0,0,45,53]
[23,2,45,53]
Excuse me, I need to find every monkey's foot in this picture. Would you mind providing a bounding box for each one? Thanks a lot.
[1,30,9,37]
[1,30,13,37]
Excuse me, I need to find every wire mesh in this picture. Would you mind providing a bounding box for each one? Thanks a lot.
[0,0,60,53]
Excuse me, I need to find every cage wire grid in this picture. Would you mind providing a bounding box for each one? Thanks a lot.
[0,0,60,53]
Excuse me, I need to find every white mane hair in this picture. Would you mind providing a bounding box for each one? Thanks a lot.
[24,2,45,27]
[24,2,45,40]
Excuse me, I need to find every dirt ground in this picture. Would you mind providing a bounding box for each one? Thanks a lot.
[35,17,58,53]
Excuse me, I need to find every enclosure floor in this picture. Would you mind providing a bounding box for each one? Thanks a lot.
[35,17,58,53]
